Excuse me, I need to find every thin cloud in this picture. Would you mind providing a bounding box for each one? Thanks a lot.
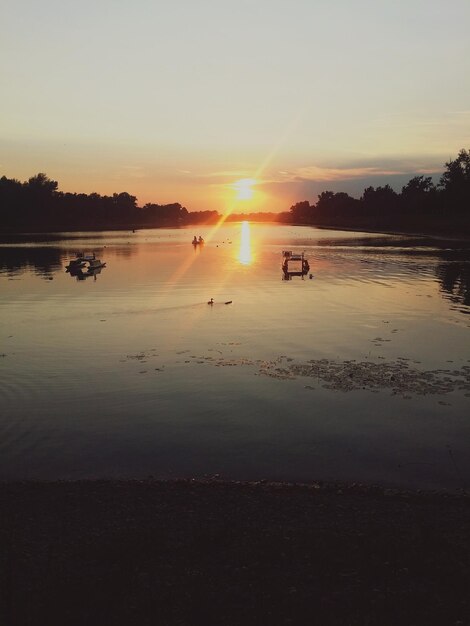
[197,170,249,179]
[292,166,404,182]
[370,110,470,128]
[262,158,444,186]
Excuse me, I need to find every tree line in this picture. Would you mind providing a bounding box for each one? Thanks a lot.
[0,174,290,232]
[285,149,470,236]
[1,149,469,234]
[0,174,192,231]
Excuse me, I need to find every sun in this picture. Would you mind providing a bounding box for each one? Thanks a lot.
[233,178,256,200]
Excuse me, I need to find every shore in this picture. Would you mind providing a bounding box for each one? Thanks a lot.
[1,220,470,242]
[309,223,470,242]
[1,479,469,625]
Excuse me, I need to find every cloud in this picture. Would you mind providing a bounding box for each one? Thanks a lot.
[267,158,444,186]
[255,155,448,207]
[290,165,404,182]
[379,110,470,130]
[197,170,249,179]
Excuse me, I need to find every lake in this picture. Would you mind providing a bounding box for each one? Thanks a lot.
[1,224,469,489]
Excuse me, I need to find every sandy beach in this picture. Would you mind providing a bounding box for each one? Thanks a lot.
[1,479,469,625]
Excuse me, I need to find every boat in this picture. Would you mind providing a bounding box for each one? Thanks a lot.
[281,250,310,279]
[85,265,104,280]
[65,252,91,271]
[65,258,86,271]
[65,252,106,272]
[88,258,106,270]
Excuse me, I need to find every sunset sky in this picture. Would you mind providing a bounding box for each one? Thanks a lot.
[2,0,469,213]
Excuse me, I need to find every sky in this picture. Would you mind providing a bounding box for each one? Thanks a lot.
[1,0,470,213]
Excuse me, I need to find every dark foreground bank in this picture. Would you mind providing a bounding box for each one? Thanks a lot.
[1,480,469,626]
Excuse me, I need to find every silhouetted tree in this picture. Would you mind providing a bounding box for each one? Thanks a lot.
[27,173,58,195]
[186,210,219,224]
[112,192,138,224]
[289,200,312,223]
[316,191,357,216]
[360,185,397,215]
[141,202,188,226]
[401,176,437,214]
[0,176,24,228]
[402,175,434,196]
[309,191,359,225]
[439,149,470,211]
[28,174,58,221]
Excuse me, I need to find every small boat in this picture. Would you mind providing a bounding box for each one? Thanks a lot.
[65,259,86,271]
[66,252,106,272]
[282,250,310,279]
[66,254,88,271]
[88,258,106,270]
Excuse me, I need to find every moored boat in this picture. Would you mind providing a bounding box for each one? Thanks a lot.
[88,258,106,270]
[65,259,86,271]
[65,252,106,272]
[282,250,310,279]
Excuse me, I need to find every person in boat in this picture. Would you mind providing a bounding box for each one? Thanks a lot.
[198,236,204,244]
[192,236,198,245]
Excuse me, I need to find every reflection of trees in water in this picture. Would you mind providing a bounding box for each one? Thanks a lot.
[0,247,63,278]
[436,262,470,310]
[318,236,423,248]
[316,239,470,315]
[0,244,138,278]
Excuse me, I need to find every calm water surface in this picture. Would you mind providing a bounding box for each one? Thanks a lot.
[1,224,469,489]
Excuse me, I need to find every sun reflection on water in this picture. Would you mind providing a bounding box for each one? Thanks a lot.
[238,221,252,265]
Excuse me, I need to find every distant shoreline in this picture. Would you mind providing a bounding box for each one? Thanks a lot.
[1,221,470,244]
[312,223,470,242]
